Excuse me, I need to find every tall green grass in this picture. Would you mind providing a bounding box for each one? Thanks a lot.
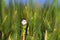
[0,0,60,40]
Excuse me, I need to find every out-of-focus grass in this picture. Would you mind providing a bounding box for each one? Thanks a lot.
[0,0,60,40]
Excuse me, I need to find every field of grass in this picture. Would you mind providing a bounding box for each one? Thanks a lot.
[0,0,60,40]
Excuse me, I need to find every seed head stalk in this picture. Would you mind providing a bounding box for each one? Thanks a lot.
[22,25,26,40]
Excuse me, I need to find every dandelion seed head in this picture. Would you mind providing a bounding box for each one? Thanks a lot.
[21,19,27,25]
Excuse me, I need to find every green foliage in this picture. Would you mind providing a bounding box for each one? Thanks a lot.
[0,0,60,40]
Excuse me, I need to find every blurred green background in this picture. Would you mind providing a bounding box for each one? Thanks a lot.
[0,0,60,40]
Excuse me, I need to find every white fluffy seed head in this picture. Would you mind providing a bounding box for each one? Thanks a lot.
[21,19,27,25]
